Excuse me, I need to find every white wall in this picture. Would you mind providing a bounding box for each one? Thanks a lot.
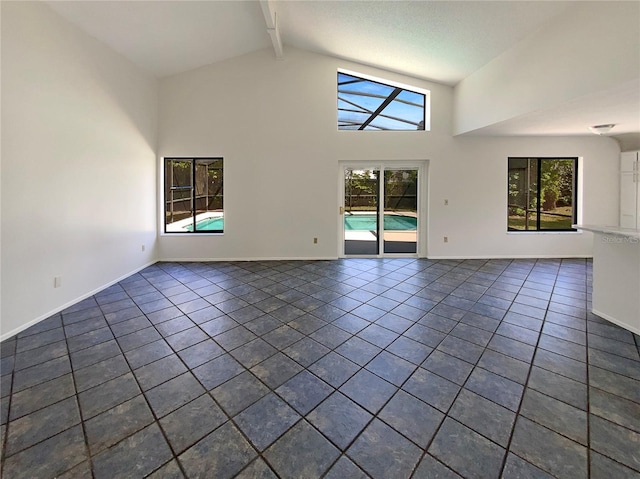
[426,136,620,258]
[159,47,620,262]
[454,1,640,135]
[158,47,451,260]
[1,2,158,339]
[0,5,622,339]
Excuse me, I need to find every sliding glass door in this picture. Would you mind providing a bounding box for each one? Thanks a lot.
[383,169,418,253]
[344,168,380,255]
[343,165,419,256]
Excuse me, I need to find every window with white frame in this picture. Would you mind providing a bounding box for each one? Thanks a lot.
[164,158,223,233]
[507,157,577,231]
[337,71,428,131]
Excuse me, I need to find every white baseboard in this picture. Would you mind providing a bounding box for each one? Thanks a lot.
[424,255,593,260]
[591,309,640,336]
[160,255,591,262]
[1,260,157,342]
[159,256,339,262]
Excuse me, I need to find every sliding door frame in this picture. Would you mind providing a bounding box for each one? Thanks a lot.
[338,160,428,258]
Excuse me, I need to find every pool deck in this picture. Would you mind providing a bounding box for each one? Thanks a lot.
[344,211,417,243]
[344,230,417,243]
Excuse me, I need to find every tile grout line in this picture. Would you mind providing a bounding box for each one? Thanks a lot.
[67,281,164,475]
[270,257,450,477]
[112,276,198,479]
[148,264,269,470]
[395,258,526,478]
[139,264,271,478]
[235,262,347,478]
[402,259,509,479]
[497,259,578,476]
[2,258,639,478]
[49,268,224,477]
[449,258,537,479]
[3,313,97,476]
[0,352,16,477]
[500,266,590,477]
[500,258,562,477]
[61,313,97,479]
[585,259,592,479]
[318,257,456,478]
[246,259,399,478]
[228,259,390,478]
[155,260,358,478]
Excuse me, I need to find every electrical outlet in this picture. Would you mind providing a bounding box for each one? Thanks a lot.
[444,236,449,243]
[444,199,449,205]
[141,244,146,252]
[313,237,318,244]
[54,276,62,288]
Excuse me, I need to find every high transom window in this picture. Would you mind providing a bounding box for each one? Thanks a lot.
[164,158,223,233]
[507,157,578,231]
[338,70,427,131]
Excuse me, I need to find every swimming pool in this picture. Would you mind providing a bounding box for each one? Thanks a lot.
[345,214,416,231]
[185,214,414,232]
[185,217,224,231]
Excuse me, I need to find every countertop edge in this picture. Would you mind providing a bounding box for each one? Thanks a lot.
[573,224,640,238]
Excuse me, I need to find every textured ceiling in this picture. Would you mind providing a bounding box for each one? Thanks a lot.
[46,1,271,78]
[466,80,640,137]
[46,0,572,84]
[44,1,639,141]
[276,1,572,86]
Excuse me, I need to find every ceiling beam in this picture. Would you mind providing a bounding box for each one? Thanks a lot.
[260,0,284,60]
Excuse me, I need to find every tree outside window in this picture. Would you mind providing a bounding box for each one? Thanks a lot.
[508,158,577,231]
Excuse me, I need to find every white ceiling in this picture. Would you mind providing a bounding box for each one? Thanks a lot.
[467,80,640,136]
[46,0,573,83]
[45,0,639,141]
[276,1,573,86]
[46,1,272,77]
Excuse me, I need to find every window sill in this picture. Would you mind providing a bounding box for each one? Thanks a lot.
[506,231,581,235]
[160,232,224,237]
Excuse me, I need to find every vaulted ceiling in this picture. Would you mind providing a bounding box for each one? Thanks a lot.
[44,1,640,144]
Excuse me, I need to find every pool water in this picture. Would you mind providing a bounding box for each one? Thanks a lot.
[186,214,415,232]
[345,214,416,231]
[185,217,224,231]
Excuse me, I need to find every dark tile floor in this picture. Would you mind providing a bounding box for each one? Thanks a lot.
[1,258,639,479]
